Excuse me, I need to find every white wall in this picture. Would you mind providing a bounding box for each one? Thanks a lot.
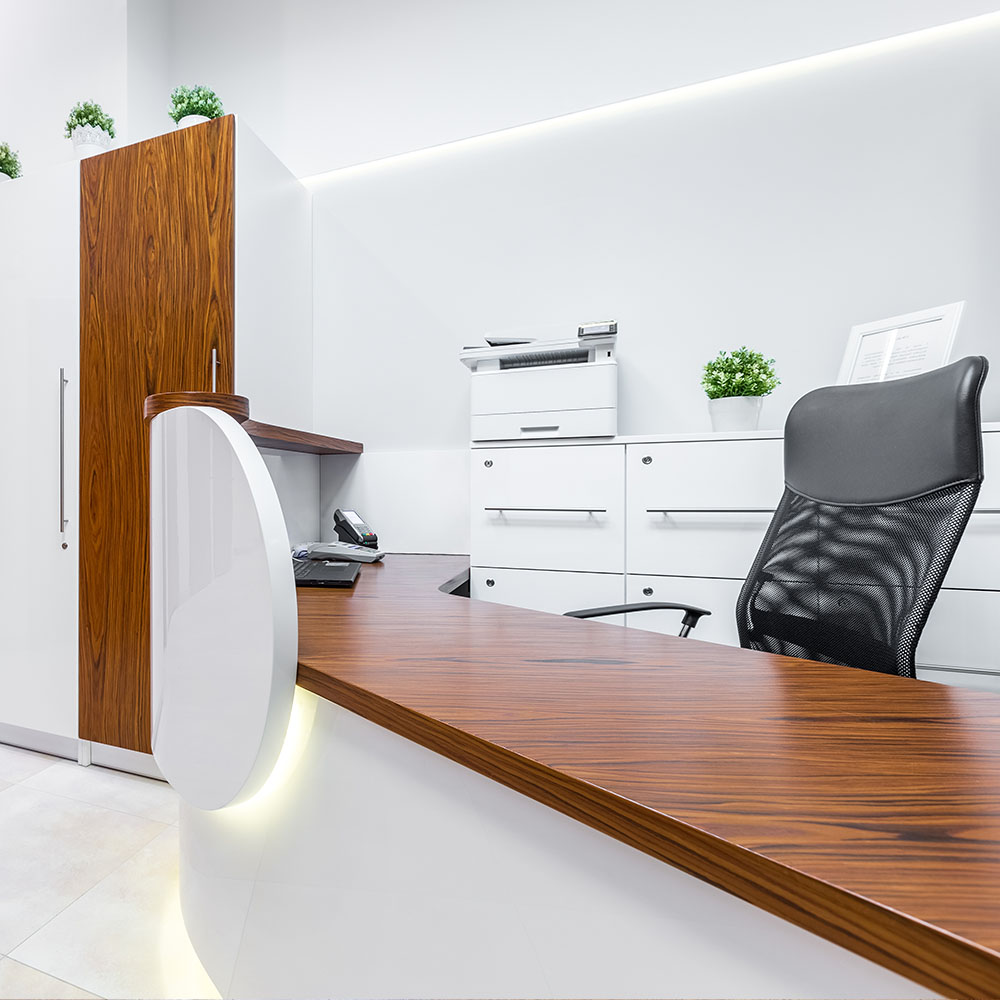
[310,15,1000,552]
[0,0,128,173]
[126,0,172,144]
[320,451,470,553]
[260,451,320,546]
[165,0,1000,177]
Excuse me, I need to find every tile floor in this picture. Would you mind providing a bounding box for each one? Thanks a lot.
[0,742,218,1000]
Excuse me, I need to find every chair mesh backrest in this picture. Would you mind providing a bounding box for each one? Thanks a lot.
[736,356,988,677]
[736,482,979,676]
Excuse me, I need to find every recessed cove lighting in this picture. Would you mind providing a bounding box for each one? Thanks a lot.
[301,10,1000,187]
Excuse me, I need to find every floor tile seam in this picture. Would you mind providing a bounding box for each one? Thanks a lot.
[0,763,57,790]
[5,821,171,956]
[15,778,177,826]
[0,954,104,999]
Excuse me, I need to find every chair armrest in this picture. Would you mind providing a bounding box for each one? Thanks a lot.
[564,602,712,637]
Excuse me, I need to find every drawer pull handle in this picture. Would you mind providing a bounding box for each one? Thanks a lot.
[973,508,1000,513]
[647,507,774,514]
[484,459,493,468]
[643,586,654,597]
[521,425,559,433]
[642,456,652,465]
[485,507,608,514]
[486,578,495,587]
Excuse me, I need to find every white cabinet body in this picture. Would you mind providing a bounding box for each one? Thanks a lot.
[470,428,1000,691]
[0,162,79,742]
[233,118,313,431]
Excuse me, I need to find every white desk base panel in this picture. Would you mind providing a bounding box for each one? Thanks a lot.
[180,688,935,1000]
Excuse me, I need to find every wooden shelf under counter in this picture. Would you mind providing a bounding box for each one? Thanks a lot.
[143,391,364,455]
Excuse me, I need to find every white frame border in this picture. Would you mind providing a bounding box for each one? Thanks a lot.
[836,301,964,385]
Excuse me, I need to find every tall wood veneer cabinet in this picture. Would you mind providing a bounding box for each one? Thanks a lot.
[80,115,311,754]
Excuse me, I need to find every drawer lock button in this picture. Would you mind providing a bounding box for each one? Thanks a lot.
[643,586,654,597]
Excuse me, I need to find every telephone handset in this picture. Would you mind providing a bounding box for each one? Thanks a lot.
[334,508,379,549]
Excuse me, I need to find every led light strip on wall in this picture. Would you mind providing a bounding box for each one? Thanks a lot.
[301,10,1000,186]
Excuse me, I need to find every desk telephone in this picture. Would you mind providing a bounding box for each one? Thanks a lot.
[302,509,385,563]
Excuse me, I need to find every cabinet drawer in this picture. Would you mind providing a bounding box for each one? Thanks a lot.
[917,588,1000,673]
[628,509,770,579]
[471,445,624,572]
[625,575,742,646]
[626,439,783,510]
[470,567,625,623]
[626,440,780,578]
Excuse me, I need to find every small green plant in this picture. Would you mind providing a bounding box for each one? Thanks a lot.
[168,85,225,123]
[702,346,780,399]
[0,142,22,179]
[64,101,116,139]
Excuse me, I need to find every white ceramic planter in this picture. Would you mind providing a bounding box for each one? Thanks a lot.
[71,125,113,158]
[177,114,211,129]
[0,173,10,183]
[708,395,764,432]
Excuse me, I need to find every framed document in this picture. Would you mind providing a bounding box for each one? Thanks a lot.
[836,302,964,385]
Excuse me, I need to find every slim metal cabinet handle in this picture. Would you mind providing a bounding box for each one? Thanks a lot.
[211,348,219,392]
[484,506,608,514]
[59,368,69,540]
[647,507,774,514]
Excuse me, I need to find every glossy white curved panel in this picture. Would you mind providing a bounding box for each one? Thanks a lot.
[150,406,297,810]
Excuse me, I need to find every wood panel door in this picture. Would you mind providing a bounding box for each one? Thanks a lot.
[80,116,235,752]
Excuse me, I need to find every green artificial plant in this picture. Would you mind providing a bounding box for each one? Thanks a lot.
[0,142,22,179]
[701,346,780,399]
[65,101,116,139]
[168,85,225,123]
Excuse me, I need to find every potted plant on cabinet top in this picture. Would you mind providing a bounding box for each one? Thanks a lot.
[169,85,225,128]
[0,142,21,181]
[701,346,779,432]
[65,101,115,157]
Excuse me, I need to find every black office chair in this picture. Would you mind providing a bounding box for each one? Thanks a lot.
[566,356,989,677]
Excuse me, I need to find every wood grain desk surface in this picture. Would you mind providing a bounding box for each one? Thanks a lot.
[295,554,1000,998]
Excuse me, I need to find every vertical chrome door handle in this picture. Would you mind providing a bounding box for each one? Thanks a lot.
[59,368,69,540]
[211,348,219,392]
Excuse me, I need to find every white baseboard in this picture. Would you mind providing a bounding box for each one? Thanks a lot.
[89,741,164,780]
[0,722,78,761]
[0,722,164,781]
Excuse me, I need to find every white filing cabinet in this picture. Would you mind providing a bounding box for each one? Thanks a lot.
[470,428,1000,691]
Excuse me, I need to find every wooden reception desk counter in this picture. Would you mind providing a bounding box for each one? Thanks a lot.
[291,554,1000,999]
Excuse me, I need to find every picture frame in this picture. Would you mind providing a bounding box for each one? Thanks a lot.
[836,301,964,385]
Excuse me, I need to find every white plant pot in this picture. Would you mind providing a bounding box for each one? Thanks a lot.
[708,395,764,432]
[0,173,10,183]
[71,125,113,158]
[177,115,211,129]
